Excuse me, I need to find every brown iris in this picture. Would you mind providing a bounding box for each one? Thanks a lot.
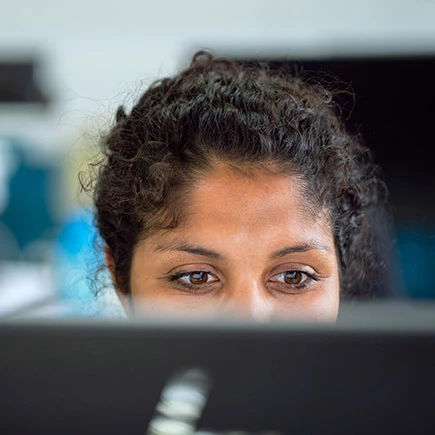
[189,272,209,285]
[283,271,305,285]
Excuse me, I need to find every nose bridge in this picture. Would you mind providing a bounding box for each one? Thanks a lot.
[221,277,272,321]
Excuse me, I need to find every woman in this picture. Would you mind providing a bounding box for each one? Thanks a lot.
[90,51,387,321]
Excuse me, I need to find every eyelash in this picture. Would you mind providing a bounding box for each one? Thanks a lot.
[168,270,318,292]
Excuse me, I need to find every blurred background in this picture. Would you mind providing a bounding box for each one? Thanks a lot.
[0,0,434,317]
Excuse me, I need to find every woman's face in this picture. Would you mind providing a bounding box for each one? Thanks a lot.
[123,165,340,321]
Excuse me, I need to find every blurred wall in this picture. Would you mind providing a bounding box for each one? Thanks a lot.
[1,0,435,116]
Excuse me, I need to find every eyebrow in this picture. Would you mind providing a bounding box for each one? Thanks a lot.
[154,241,332,260]
[154,242,225,260]
[269,243,332,259]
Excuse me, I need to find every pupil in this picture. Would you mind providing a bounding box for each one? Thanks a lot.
[190,272,208,284]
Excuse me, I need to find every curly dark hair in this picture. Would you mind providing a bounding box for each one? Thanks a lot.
[91,51,388,298]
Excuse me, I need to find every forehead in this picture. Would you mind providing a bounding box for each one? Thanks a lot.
[150,165,333,248]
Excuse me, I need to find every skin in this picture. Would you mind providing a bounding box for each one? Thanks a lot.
[112,164,340,321]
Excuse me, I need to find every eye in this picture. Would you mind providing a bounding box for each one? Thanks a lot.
[182,271,215,285]
[270,270,315,290]
[170,271,219,289]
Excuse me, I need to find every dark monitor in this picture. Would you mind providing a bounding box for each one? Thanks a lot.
[1,303,434,434]
[0,60,48,104]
